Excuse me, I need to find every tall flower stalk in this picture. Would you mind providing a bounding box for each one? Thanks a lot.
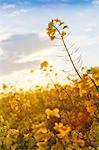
[46,19,98,93]
[46,18,81,79]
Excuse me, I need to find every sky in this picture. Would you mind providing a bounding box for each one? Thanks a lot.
[0,0,99,89]
[0,0,98,5]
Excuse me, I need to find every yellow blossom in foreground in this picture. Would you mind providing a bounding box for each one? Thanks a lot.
[45,108,60,119]
[37,127,48,134]
[85,100,97,113]
[54,122,71,139]
[72,138,85,147]
[96,93,99,98]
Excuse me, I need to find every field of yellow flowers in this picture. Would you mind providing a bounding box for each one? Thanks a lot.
[0,19,99,150]
[0,65,99,150]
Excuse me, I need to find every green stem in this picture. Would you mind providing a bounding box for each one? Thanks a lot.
[55,26,81,79]
[88,75,99,92]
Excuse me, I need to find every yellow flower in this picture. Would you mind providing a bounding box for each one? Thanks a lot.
[61,31,66,39]
[46,19,69,40]
[40,61,49,69]
[78,81,87,97]
[54,18,61,22]
[0,115,4,123]
[85,100,97,113]
[2,83,7,90]
[9,129,19,137]
[97,147,99,150]
[59,21,64,26]
[50,35,55,40]
[37,127,48,134]
[45,108,60,119]
[24,134,29,141]
[54,122,71,139]
[11,144,18,150]
[72,138,85,147]
[96,93,99,98]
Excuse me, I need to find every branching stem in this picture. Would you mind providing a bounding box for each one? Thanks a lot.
[54,26,81,79]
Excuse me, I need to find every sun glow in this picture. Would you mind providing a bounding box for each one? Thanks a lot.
[0,69,48,91]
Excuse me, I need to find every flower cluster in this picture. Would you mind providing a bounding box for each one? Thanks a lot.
[0,66,99,149]
[46,18,68,40]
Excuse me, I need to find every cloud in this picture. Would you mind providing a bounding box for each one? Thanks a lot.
[0,33,53,75]
[0,59,40,75]
[0,33,52,58]
[0,26,13,42]
[2,4,16,9]
[0,48,3,56]
[92,0,99,6]
[0,2,98,80]
[3,9,29,17]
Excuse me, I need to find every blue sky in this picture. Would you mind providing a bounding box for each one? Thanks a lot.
[0,0,99,7]
[0,0,94,5]
[0,0,99,87]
